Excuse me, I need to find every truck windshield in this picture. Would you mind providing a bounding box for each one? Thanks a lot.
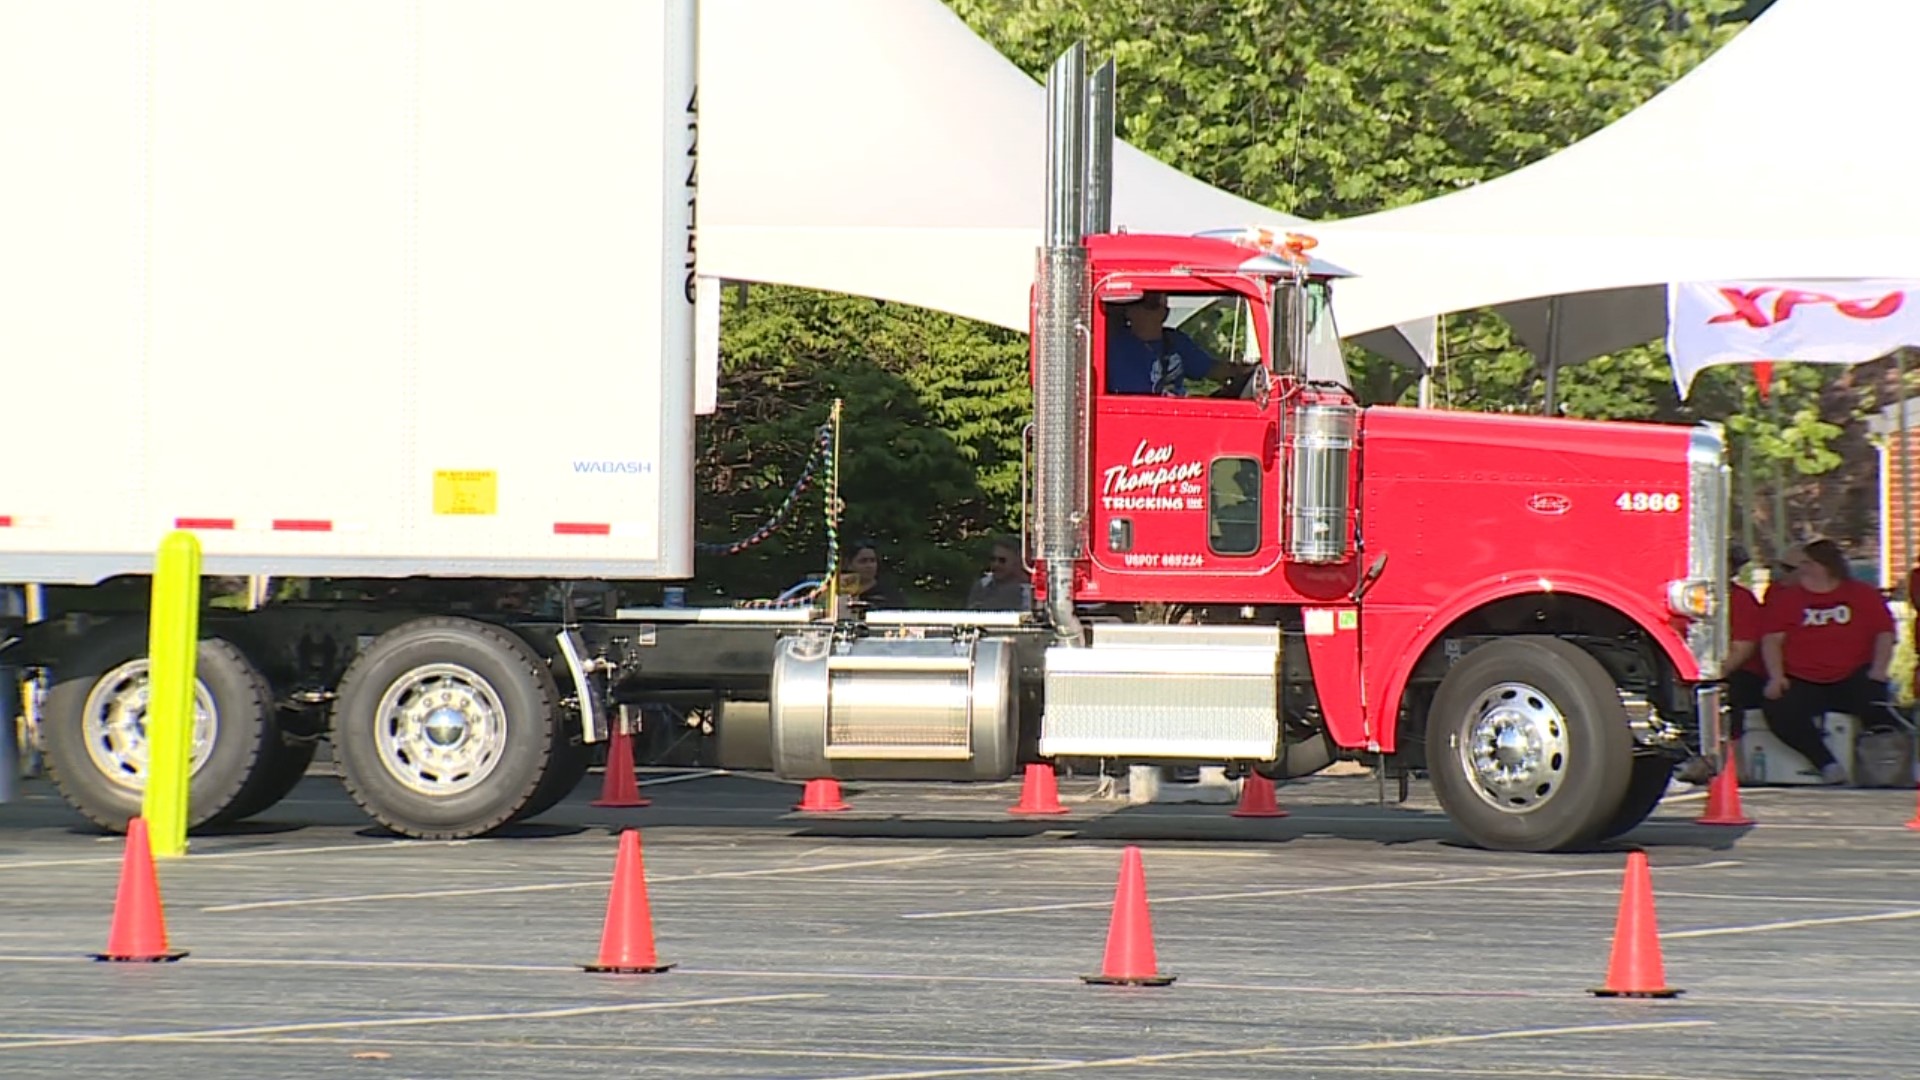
[1302,281,1349,386]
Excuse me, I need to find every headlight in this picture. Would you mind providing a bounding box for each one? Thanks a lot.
[1667,578,1715,620]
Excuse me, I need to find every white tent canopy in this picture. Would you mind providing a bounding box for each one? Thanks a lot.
[697,0,1427,367]
[1299,0,1920,370]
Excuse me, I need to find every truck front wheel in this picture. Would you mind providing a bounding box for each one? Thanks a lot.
[1427,636,1632,852]
[331,617,556,839]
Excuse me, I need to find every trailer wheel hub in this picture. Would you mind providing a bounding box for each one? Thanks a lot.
[423,709,470,748]
[375,663,507,796]
[81,661,218,790]
[1460,681,1568,813]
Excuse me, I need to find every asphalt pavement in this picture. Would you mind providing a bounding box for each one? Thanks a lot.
[3,766,1918,1079]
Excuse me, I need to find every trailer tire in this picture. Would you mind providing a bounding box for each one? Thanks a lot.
[222,731,319,822]
[516,725,590,821]
[41,631,275,833]
[331,617,555,839]
[1427,636,1632,852]
[1600,753,1676,839]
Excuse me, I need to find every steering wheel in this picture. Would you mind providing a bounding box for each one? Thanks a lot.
[1209,365,1272,406]
[1209,366,1255,399]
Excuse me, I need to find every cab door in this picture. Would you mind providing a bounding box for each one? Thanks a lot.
[1085,278,1283,604]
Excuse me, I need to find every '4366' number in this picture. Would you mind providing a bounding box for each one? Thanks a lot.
[1615,491,1681,513]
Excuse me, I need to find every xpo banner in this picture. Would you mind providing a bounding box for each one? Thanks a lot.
[1666,279,1920,399]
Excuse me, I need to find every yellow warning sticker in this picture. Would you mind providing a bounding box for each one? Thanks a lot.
[433,470,497,515]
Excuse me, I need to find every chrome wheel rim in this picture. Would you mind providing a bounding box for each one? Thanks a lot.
[81,660,218,791]
[1458,681,1570,813]
[373,663,508,796]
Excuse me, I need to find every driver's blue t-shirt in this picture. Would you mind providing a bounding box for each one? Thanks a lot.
[1106,328,1216,395]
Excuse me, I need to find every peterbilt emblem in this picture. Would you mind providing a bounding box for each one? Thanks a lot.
[1527,493,1572,516]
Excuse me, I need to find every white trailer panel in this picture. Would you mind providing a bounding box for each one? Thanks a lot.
[0,0,696,584]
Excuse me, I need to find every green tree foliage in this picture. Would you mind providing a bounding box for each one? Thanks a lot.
[950,0,1741,219]
[695,287,1030,605]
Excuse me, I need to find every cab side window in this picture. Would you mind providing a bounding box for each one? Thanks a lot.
[1209,457,1261,556]
[1102,292,1259,399]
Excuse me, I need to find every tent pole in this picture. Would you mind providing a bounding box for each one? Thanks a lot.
[1541,296,1562,415]
[1737,437,1755,570]
[1901,348,1914,579]
[1770,386,1788,560]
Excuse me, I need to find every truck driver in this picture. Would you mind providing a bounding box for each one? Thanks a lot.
[1105,291,1219,396]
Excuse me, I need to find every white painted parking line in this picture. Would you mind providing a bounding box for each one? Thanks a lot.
[0,954,578,974]
[621,768,726,787]
[797,1019,1714,1080]
[0,838,469,871]
[203,848,1004,912]
[0,993,819,1051]
[200,879,608,912]
[901,861,1741,920]
[1431,885,1897,907]
[149,1034,1077,1067]
[1664,907,1920,939]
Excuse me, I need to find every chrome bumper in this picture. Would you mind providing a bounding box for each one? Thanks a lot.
[1695,682,1725,767]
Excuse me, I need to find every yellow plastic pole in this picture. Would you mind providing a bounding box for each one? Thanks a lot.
[142,531,202,858]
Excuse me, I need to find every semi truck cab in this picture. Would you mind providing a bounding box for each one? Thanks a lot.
[1026,225,1731,851]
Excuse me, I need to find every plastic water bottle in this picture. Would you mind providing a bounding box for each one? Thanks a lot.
[1751,744,1768,784]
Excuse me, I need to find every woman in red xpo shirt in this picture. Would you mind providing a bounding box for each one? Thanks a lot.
[1760,539,1895,784]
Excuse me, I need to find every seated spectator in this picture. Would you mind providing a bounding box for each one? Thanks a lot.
[843,539,905,608]
[966,536,1030,611]
[1759,539,1895,784]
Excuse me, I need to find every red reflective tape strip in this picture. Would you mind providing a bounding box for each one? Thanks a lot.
[0,516,12,527]
[553,522,612,536]
[272,519,333,532]
[174,517,236,530]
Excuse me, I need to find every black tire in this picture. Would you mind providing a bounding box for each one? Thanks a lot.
[41,630,274,833]
[331,617,556,839]
[1600,753,1677,839]
[516,723,590,821]
[1426,636,1632,852]
[222,730,320,823]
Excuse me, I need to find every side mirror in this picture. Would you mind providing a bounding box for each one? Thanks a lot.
[1267,277,1309,377]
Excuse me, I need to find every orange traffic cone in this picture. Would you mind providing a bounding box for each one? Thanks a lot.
[590,725,650,808]
[1082,846,1175,986]
[1696,750,1751,826]
[1590,850,1680,998]
[93,818,188,963]
[1008,764,1069,816]
[1230,772,1289,819]
[794,778,850,813]
[582,830,673,974]
[1904,783,1920,831]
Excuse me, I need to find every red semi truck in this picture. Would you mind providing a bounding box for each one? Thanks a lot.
[0,7,1728,852]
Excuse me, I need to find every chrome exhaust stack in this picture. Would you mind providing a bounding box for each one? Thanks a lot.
[1036,42,1096,646]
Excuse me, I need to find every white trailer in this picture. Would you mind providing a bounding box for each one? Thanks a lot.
[0,0,753,837]
[2,0,697,584]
